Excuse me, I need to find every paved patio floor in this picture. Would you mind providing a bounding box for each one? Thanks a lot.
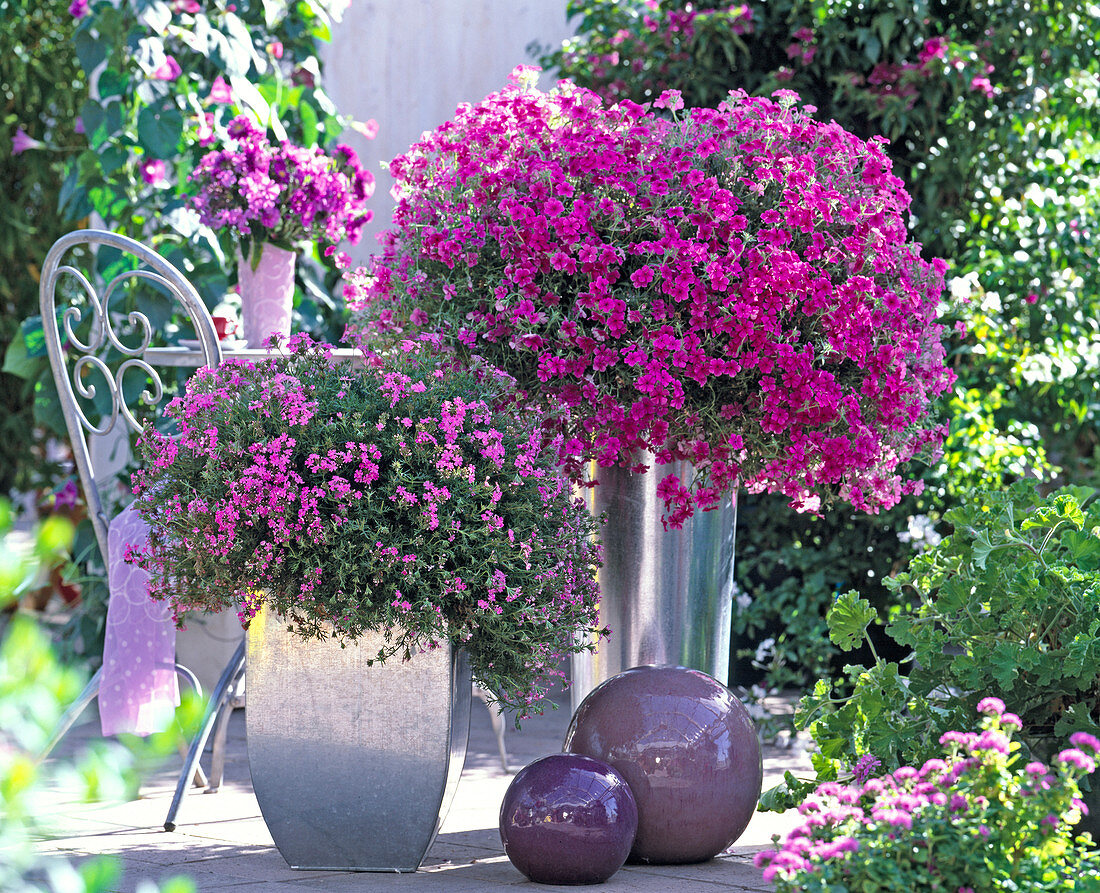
[34,696,808,892]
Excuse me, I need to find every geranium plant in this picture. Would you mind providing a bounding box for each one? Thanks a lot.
[761,482,1100,816]
[348,68,954,525]
[756,701,1100,891]
[189,115,374,268]
[126,335,605,716]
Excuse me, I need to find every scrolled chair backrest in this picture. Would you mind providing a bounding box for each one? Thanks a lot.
[39,229,223,566]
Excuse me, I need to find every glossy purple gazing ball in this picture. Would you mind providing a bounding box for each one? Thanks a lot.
[564,665,763,865]
[499,753,638,885]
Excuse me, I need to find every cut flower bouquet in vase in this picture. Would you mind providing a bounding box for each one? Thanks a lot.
[189,115,375,347]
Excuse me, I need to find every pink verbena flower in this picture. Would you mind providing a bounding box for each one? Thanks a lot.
[127,335,604,719]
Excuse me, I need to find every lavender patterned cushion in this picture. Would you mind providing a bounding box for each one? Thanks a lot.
[99,503,179,736]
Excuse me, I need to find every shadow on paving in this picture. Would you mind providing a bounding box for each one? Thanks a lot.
[33,692,802,892]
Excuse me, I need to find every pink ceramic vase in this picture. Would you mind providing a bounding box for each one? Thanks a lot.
[238,243,295,348]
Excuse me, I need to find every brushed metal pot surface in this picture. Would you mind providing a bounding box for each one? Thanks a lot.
[572,458,737,715]
[246,607,471,871]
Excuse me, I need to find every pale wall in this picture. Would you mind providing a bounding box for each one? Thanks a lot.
[322,1,574,264]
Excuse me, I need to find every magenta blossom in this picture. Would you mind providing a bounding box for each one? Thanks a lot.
[209,76,233,104]
[68,0,89,18]
[350,68,954,526]
[189,115,374,255]
[128,335,604,717]
[354,118,379,140]
[11,127,42,155]
[141,158,168,187]
[151,56,182,80]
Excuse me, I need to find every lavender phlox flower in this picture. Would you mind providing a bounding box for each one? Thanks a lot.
[971,729,1011,756]
[1055,748,1096,774]
[872,807,913,830]
[852,753,882,784]
[1070,732,1100,755]
[190,115,374,253]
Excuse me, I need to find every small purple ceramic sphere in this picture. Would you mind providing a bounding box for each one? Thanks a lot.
[564,666,763,864]
[499,753,639,885]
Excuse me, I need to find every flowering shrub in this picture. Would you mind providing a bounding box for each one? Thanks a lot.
[757,701,1100,892]
[127,335,604,716]
[190,115,374,265]
[349,70,953,525]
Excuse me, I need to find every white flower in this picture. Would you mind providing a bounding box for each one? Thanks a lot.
[897,514,942,551]
[753,637,776,667]
[948,271,980,301]
[733,582,753,611]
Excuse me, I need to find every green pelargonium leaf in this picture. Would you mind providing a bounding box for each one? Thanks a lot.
[828,590,877,651]
[1022,493,1085,533]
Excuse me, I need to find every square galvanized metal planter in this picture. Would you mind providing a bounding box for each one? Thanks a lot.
[246,607,471,871]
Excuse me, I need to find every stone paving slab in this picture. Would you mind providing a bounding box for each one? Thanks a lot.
[33,696,806,892]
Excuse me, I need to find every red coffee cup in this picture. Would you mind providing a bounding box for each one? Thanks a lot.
[212,315,237,340]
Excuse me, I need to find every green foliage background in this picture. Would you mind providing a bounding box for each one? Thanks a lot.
[0,2,86,495]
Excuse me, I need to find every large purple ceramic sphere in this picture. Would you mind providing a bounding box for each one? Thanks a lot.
[564,666,763,864]
[499,753,638,885]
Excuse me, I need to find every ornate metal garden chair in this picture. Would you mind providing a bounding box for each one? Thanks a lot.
[36,229,246,831]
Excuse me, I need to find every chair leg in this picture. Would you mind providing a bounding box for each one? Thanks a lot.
[472,683,509,773]
[488,703,509,773]
[205,663,246,793]
[163,639,246,831]
[36,668,102,763]
[173,663,207,789]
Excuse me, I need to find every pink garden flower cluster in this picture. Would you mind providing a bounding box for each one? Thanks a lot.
[127,334,604,715]
[757,700,1100,890]
[556,2,756,102]
[189,115,374,258]
[348,70,954,523]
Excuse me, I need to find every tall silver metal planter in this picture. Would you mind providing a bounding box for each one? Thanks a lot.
[571,458,738,715]
[246,607,471,871]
